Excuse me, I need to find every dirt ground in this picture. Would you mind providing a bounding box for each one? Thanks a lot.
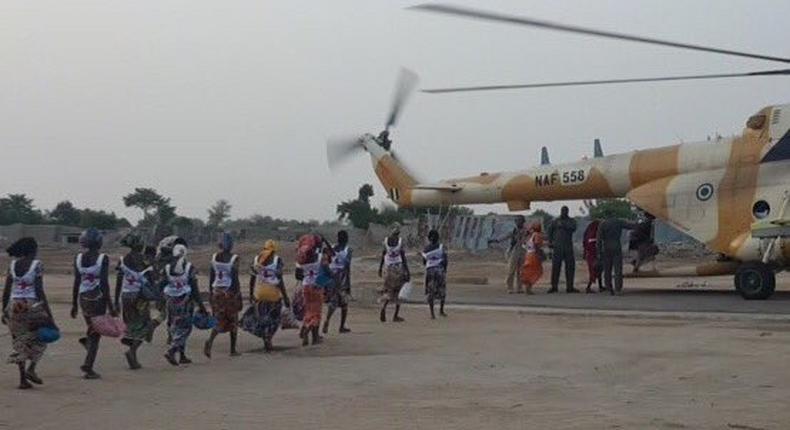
[2,246,790,429]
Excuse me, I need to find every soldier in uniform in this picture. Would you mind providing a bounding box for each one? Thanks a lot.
[547,206,579,293]
[597,218,638,295]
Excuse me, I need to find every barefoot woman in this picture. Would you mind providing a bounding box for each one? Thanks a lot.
[71,228,116,380]
[2,238,55,389]
[204,233,242,358]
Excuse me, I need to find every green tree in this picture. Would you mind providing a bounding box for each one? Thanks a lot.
[79,209,130,229]
[123,188,170,217]
[337,184,379,229]
[49,201,82,226]
[207,199,232,228]
[584,199,637,220]
[0,194,44,225]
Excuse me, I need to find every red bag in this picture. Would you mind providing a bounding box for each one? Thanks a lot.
[296,234,321,265]
[90,315,127,338]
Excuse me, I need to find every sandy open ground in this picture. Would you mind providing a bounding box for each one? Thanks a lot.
[2,248,790,429]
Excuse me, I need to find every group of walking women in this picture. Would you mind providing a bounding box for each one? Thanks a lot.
[1,227,358,390]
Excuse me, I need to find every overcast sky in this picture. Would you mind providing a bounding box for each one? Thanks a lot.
[2,0,788,223]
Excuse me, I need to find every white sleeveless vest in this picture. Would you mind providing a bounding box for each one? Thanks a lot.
[163,263,193,297]
[384,238,403,267]
[211,254,238,289]
[9,260,41,300]
[119,257,152,294]
[300,257,321,288]
[330,246,351,273]
[77,253,106,294]
[255,255,281,285]
[422,244,445,270]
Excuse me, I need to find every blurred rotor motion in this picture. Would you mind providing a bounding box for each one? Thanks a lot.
[326,135,364,172]
[326,68,419,171]
[410,3,790,93]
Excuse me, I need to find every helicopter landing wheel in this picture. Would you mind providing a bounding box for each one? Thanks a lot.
[735,262,775,300]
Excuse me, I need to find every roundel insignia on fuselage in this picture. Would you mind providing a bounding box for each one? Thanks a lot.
[696,183,714,201]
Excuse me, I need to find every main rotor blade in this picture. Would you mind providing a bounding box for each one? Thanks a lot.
[410,3,790,65]
[327,135,365,172]
[386,68,419,130]
[423,68,790,94]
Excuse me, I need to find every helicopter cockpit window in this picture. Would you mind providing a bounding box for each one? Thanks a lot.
[747,114,767,130]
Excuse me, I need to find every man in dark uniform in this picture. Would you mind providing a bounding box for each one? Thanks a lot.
[547,206,579,293]
[596,217,638,295]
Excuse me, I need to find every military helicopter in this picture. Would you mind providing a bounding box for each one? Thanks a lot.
[327,3,790,299]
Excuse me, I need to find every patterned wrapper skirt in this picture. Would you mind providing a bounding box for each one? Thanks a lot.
[122,292,154,343]
[291,284,305,322]
[325,270,350,312]
[240,300,282,340]
[302,286,324,329]
[381,264,405,304]
[425,267,447,301]
[6,300,49,365]
[210,289,242,333]
[79,289,107,336]
[165,295,194,351]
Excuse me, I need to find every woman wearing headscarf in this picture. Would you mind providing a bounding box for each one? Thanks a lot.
[71,228,116,380]
[114,233,155,370]
[323,230,352,334]
[422,229,448,319]
[204,232,242,358]
[162,244,207,366]
[297,235,330,346]
[520,222,545,295]
[583,220,603,293]
[242,240,290,352]
[377,226,409,323]
[2,238,55,389]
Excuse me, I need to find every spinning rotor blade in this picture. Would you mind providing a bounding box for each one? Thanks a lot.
[386,68,419,131]
[410,4,790,64]
[423,68,790,93]
[327,135,364,172]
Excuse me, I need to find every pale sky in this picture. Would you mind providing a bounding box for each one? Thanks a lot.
[1,0,788,223]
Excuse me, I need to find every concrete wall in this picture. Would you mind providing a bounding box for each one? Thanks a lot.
[0,224,83,246]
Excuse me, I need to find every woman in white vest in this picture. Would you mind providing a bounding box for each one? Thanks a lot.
[377,226,410,323]
[422,229,449,319]
[162,244,207,366]
[113,233,155,370]
[204,233,243,358]
[70,228,116,380]
[2,238,55,389]
[323,230,352,335]
[241,240,291,352]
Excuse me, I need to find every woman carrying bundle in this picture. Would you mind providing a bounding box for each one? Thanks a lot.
[378,226,409,323]
[242,240,290,352]
[296,235,329,346]
[2,238,56,389]
[323,230,352,334]
[71,228,116,380]
[114,233,157,369]
[422,229,448,319]
[520,222,545,295]
[162,244,207,366]
[204,233,242,358]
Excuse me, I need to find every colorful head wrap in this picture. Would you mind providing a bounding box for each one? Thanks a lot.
[79,228,103,250]
[258,240,279,265]
[172,244,188,273]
